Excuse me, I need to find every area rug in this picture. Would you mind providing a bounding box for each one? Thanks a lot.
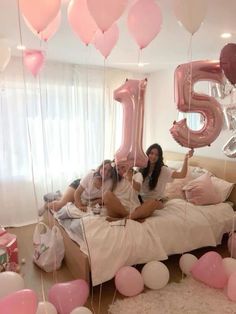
[109,277,236,314]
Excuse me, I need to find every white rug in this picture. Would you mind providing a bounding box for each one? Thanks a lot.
[109,277,236,314]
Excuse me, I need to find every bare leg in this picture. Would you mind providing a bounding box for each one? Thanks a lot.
[47,187,76,212]
[130,199,163,221]
[104,191,128,218]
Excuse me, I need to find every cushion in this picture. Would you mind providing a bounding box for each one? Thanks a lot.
[211,176,234,202]
[165,179,188,199]
[164,166,207,200]
[165,160,184,170]
[183,173,221,205]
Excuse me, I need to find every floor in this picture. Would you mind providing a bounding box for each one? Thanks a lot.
[7,224,230,314]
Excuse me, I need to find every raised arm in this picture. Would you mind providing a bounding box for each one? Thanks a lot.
[172,149,194,179]
[124,169,142,192]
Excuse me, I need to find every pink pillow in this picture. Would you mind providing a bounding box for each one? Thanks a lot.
[183,173,221,205]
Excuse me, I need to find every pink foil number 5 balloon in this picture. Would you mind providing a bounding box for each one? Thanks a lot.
[170,60,224,148]
[114,79,148,168]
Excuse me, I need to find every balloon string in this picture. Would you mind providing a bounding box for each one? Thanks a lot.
[80,217,96,314]
[180,34,193,280]
[98,283,103,314]
[187,34,193,148]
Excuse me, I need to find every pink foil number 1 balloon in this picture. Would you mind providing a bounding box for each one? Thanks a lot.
[170,60,224,148]
[114,79,148,168]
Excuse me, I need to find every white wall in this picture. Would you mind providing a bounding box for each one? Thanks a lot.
[144,68,235,161]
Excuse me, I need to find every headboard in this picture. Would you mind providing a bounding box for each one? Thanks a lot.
[164,151,236,208]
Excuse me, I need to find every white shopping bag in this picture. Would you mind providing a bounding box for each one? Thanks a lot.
[33,222,65,272]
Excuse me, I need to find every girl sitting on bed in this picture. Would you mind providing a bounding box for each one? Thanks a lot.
[104,162,162,222]
[140,143,194,203]
[39,160,113,215]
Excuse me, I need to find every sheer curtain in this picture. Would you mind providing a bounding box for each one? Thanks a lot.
[0,57,136,226]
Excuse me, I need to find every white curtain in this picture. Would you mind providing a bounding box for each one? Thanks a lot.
[0,57,138,226]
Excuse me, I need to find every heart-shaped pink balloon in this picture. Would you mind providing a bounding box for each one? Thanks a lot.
[48,279,89,314]
[23,50,45,77]
[93,23,119,59]
[0,289,37,314]
[220,43,236,86]
[191,251,228,288]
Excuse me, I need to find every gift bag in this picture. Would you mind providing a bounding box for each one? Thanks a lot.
[33,222,65,272]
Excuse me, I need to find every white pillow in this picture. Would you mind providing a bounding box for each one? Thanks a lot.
[188,166,212,179]
[165,160,183,170]
[183,173,221,205]
[211,176,234,202]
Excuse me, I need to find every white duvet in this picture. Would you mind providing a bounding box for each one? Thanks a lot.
[56,199,234,286]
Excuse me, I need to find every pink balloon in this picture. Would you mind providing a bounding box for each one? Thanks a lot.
[39,11,61,41]
[23,50,45,77]
[170,60,224,148]
[20,0,61,33]
[24,12,61,42]
[228,233,236,258]
[93,24,119,58]
[87,0,128,32]
[220,43,236,86]
[127,0,162,49]
[114,79,148,168]
[191,251,228,289]
[68,0,97,45]
[0,289,37,314]
[115,266,144,297]
[227,272,236,301]
[48,279,89,314]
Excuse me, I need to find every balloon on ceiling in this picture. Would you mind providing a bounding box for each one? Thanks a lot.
[23,50,45,77]
[220,43,236,86]
[19,0,61,33]
[67,0,98,46]
[127,0,162,49]
[87,0,128,33]
[93,23,119,59]
[173,0,207,35]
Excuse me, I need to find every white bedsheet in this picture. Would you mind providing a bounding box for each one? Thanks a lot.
[56,199,234,286]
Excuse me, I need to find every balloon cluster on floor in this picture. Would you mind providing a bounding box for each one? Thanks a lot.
[179,234,236,301]
[114,261,170,297]
[115,234,236,302]
[0,273,91,314]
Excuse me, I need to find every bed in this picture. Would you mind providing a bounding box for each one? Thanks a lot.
[44,152,236,286]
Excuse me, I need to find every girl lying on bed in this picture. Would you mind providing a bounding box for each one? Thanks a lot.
[38,160,113,216]
[104,144,193,222]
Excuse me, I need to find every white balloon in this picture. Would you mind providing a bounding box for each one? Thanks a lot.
[223,135,236,158]
[141,261,169,290]
[179,254,198,276]
[0,271,24,299]
[0,39,11,72]
[37,301,57,314]
[173,0,207,35]
[223,257,236,277]
[70,307,92,314]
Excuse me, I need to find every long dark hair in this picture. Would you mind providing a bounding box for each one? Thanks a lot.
[140,143,164,190]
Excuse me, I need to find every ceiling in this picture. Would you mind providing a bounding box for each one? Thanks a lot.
[0,0,236,73]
